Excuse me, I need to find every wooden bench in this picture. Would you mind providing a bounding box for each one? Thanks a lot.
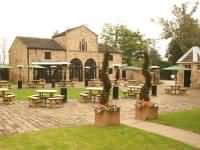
[165,88,172,94]
[179,88,187,95]
[28,96,43,108]
[46,97,64,108]
[80,93,91,103]
[3,94,15,105]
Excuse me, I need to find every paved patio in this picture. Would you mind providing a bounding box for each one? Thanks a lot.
[0,80,200,135]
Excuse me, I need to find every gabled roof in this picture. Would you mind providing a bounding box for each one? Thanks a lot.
[177,47,200,63]
[17,36,65,50]
[52,25,98,38]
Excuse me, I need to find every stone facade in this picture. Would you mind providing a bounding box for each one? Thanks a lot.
[9,25,122,82]
[177,63,200,88]
[176,47,200,88]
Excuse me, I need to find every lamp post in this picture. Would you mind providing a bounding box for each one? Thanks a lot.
[17,65,24,89]
[84,66,90,87]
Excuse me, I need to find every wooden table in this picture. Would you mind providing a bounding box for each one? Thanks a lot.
[36,89,57,97]
[36,89,57,106]
[128,85,142,91]
[0,81,9,88]
[86,87,103,102]
[127,85,142,98]
[0,88,8,97]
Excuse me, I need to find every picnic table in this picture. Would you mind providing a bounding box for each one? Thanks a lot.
[127,85,142,98]
[36,89,57,98]
[0,81,9,88]
[165,85,187,95]
[0,88,8,97]
[28,80,45,88]
[32,89,64,108]
[84,87,103,103]
[0,88,15,104]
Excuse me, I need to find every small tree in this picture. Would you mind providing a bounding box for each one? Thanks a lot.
[100,48,112,105]
[140,50,152,101]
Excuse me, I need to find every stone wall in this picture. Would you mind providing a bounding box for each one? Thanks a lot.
[9,38,27,82]
[191,64,200,88]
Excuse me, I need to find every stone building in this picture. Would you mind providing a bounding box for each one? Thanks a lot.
[176,46,200,88]
[9,25,122,83]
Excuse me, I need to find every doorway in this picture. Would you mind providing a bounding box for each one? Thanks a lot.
[184,70,191,87]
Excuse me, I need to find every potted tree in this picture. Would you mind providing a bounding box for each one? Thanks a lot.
[135,50,158,120]
[94,47,120,126]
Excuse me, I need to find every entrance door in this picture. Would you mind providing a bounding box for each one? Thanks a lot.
[184,70,191,87]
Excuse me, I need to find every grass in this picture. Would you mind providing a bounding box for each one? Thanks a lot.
[11,86,123,101]
[152,108,200,134]
[11,86,85,101]
[0,125,198,150]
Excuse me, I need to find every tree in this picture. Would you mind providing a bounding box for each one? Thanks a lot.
[100,46,112,105]
[158,1,200,64]
[149,48,162,65]
[101,24,149,65]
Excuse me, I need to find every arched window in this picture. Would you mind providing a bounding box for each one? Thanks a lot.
[79,39,87,52]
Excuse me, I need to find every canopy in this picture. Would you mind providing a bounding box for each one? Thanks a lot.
[0,64,12,69]
[28,65,46,69]
[163,65,191,71]
[32,61,71,65]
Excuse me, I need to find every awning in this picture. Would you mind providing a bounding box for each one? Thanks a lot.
[163,65,191,71]
[27,65,46,69]
[32,61,71,65]
[0,64,12,69]
[150,65,160,69]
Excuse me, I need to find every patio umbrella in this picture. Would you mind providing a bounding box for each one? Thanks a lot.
[163,65,191,71]
[163,65,191,85]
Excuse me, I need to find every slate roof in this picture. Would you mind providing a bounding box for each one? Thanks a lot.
[177,47,200,63]
[17,36,65,50]
[52,25,98,38]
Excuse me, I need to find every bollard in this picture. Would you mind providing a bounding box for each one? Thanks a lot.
[18,80,22,89]
[51,80,55,88]
[60,87,68,103]
[85,79,88,87]
[152,85,157,96]
[113,84,119,99]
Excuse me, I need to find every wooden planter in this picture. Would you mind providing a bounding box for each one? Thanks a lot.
[95,109,120,126]
[135,101,158,120]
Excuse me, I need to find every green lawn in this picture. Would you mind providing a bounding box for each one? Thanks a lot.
[0,125,198,150]
[152,108,200,134]
[11,86,123,101]
[12,87,85,101]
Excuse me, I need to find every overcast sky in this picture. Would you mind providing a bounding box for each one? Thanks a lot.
[0,0,199,58]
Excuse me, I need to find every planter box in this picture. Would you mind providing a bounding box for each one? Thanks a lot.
[95,109,120,126]
[135,102,158,120]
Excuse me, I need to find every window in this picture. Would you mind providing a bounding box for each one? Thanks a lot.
[45,52,51,59]
[185,64,191,69]
[79,39,87,52]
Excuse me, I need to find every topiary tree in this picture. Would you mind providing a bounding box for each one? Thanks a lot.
[140,50,152,101]
[100,49,112,105]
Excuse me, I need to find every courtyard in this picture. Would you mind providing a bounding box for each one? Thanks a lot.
[0,80,200,135]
